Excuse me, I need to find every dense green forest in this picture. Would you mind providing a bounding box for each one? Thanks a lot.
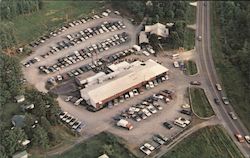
[216,1,250,86]
[213,1,250,130]
[0,52,63,157]
[0,0,43,20]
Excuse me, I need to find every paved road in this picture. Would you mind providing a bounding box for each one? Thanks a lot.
[196,1,250,157]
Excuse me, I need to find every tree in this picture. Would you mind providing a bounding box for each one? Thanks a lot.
[40,116,51,131]
[32,125,49,149]
[1,128,27,156]
[102,144,114,156]
[0,53,23,105]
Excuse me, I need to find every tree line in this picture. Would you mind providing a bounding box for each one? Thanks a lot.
[0,0,43,20]
[0,52,63,157]
[0,0,43,50]
[216,1,250,87]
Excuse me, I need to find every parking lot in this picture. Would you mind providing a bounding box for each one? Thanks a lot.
[22,9,199,157]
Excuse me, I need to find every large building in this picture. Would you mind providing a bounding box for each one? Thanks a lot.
[145,22,169,39]
[80,59,168,110]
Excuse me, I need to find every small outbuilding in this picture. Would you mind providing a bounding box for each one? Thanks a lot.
[12,150,28,158]
[11,115,25,128]
[15,95,25,103]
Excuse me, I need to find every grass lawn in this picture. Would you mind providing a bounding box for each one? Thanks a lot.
[6,1,104,46]
[189,87,214,118]
[50,132,136,158]
[162,125,244,158]
[211,2,250,131]
[184,60,197,75]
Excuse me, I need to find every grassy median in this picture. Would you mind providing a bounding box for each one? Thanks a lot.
[184,60,198,75]
[189,87,214,118]
[51,132,136,158]
[162,125,244,158]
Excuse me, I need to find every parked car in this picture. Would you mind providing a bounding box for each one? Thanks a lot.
[140,145,151,155]
[157,134,169,142]
[144,143,155,151]
[180,109,192,116]
[65,96,73,102]
[163,122,173,129]
[153,136,165,145]
[190,81,201,85]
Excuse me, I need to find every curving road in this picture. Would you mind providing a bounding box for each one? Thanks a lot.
[196,1,250,157]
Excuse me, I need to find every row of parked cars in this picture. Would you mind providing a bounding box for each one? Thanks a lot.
[29,9,112,48]
[140,134,170,156]
[52,48,136,83]
[39,32,129,74]
[59,111,85,133]
[23,57,40,67]
[40,21,126,59]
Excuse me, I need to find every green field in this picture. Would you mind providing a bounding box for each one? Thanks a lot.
[189,87,214,118]
[8,1,104,46]
[211,3,250,131]
[184,60,198,75]
[50,132,136,158]
[162,125,244,158]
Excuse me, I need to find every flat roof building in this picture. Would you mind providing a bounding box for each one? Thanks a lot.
[80,59,168,109]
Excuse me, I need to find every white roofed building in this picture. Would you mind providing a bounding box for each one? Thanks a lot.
[145,23,169,39]
[80,59,168,110]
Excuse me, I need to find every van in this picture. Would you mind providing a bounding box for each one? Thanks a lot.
[174,119,186,128]
[129,91,134,98]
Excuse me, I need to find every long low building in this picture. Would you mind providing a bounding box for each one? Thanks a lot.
[80,59,169,110]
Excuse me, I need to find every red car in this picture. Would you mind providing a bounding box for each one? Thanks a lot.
[235,134,245,143]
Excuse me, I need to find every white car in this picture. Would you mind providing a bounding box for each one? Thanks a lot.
[142,109,152,117]
[69,118,77,126]
[148,81,154,88]
[144,143,155,151]
[72,121,81,130]
[65,96,73,102]
[140,146,151,155]
[66,116,73,123]
[74,98,83,105]
[59,112,67,119]
[147,105,157,114]
[244,135,250,144]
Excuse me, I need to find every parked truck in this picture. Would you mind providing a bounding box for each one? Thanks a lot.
[117,119,133,130]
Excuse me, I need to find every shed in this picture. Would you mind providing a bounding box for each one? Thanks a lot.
[12,115,25,128]
[15,95,25,103]
[12,150,28,158]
